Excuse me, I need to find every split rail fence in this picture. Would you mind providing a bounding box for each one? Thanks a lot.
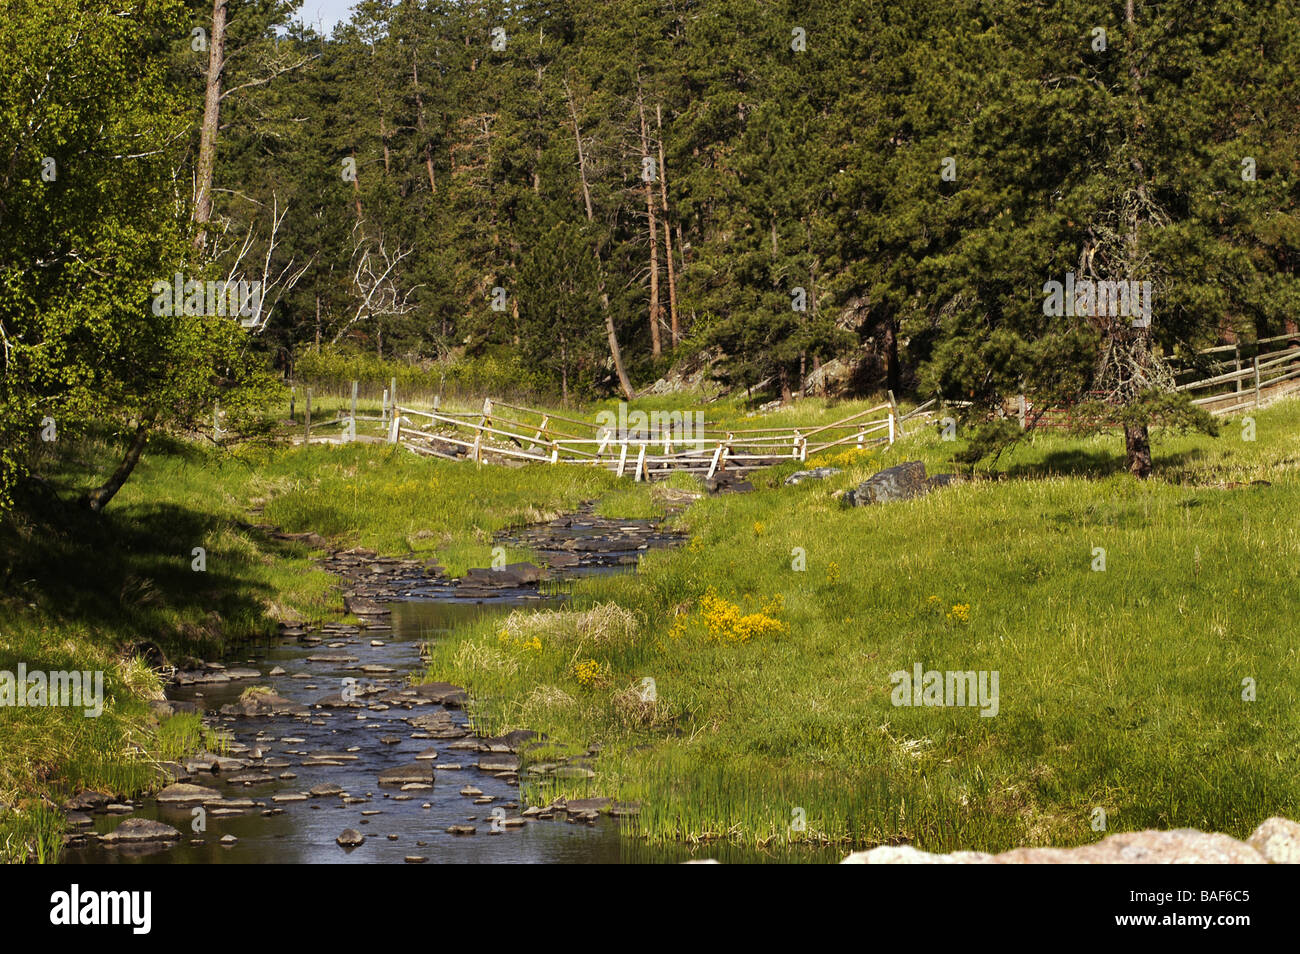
[285,334,1300,478]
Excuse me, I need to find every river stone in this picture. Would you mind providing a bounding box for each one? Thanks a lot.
[226,773,274,785]
[309,783,344,797]
[378,764,434,786]
[477,755,520,773]
[63,790,112,813]
[843,461,929,506]
[461,562,546,588]
[405,856,428,864]
[65,812,94,828]
[100,818,181,844]
[446,825,477,835]
[220,834,237,845]
[220,692,309,717]
[1247,817,1300,863]
[156,783,224,806]
[479,729,540,753]
[337,828,365,847]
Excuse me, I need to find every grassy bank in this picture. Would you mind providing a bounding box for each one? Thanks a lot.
[421,400,1300,851]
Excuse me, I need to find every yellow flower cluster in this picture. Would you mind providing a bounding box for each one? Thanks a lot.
[825,561,840,584]
[573,658,610,688]
[497,629,542,652]
[946,603,971,623]
[696,588,787,644]
[753,521,766,536]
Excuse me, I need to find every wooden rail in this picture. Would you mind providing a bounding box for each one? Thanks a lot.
[376,396,932,481]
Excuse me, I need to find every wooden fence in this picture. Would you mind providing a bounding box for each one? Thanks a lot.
[286,334,1300,474]
[380,393,937,481]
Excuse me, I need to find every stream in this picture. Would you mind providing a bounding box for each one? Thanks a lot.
[62,507,840,864]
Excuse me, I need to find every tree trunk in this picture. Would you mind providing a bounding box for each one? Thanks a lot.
[350,149,363,221]
[656,104,680,346]
[412,55,436,194]
[884,319,900,393]
[193,0,228,253]
[638,91,661,357]
[564,79,634,400]
[84,416,155,513]
[1124,422,1151,478]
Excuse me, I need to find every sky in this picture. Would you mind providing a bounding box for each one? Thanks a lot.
[295,0,356,36]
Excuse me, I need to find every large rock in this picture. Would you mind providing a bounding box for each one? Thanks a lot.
[100,819,181,844]
[843,461,929,505]
[843,828,1273,864]
[1248,817,1300,864]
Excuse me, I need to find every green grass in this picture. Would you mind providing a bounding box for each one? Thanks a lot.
[422,400,1300,851]
[5,392,1296,860]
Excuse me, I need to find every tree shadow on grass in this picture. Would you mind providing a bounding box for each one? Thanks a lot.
[1,475,313,667]
[1001,447,1206,480]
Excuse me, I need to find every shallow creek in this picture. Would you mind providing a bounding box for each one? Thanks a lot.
[63,509,839,864]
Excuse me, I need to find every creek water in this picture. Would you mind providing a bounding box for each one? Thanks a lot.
[63,514,840,865]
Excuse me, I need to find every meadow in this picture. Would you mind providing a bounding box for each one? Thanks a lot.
[2,393,1297,859]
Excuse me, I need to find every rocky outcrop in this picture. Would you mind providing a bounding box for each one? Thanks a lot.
[841,819,1300,864]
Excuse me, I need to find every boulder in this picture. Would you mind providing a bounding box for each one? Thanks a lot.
[842,828,1273,864]
[1248,817,1300,864]
[844,461,929,506]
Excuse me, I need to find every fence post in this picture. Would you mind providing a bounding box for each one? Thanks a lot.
[304,388,312,443]
[635,443,647,482]
[888,389,906,437]
[1017,393,1027,429]
[390,377,397,415]
[791,429,801,460]
[1235,344,1242,394]
[213,402,221,445]
[381,388,389,424]
[387,409,401,444]
[350,380,358,422]
[888,412,895,444]
[1254,356,1261,406]
[616,441,628,477]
